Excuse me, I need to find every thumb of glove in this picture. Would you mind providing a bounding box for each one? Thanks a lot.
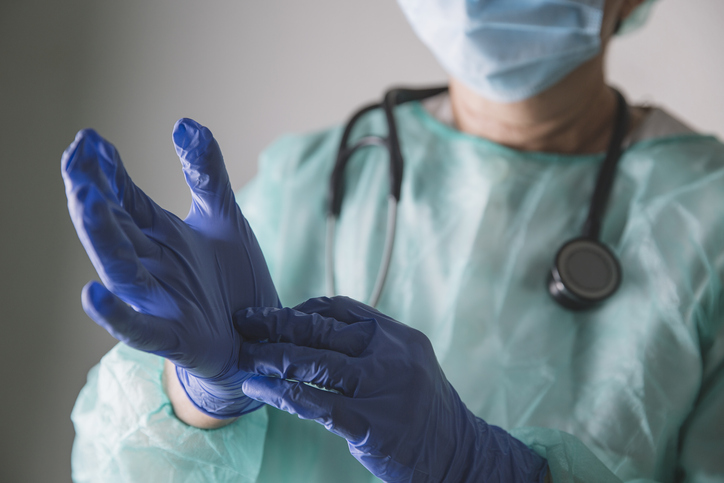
[173,118,235,218]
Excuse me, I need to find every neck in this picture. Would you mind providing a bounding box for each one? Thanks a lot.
[449,53,634,154]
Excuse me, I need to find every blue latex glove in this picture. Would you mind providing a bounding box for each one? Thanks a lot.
[235,296,549,483]
[61,118,280,418]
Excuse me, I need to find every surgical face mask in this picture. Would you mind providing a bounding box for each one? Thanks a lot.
[396,0,605,103]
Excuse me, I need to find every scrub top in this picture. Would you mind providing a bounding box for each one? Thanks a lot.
[71,98,724,483]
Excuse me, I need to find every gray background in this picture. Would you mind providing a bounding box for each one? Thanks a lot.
[1,0,722,481]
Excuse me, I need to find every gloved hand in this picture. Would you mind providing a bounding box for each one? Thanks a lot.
[61,118,280,418]
[235,296,549,483]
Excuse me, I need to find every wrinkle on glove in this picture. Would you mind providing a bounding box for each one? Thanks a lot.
[236,296,549,483]
[62,118,279,418]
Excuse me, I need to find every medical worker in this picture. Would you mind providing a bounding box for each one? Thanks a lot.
[64,0,724,482]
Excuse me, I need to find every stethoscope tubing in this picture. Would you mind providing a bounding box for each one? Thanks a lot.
[326,85,629,310]
[326,86,448,307]
[326,197,397,308]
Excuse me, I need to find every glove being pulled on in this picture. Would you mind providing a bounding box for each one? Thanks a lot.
[62,118,280,418]
[235,296,548,483]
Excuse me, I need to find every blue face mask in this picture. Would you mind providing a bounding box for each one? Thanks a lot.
[396,0,605,102]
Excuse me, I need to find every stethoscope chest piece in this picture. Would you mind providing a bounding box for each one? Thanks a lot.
[548,238,621,310]
[330,85,629,311]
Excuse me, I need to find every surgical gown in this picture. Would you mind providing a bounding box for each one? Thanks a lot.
[71,98,724,483]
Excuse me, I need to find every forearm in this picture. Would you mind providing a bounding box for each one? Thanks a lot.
[162,359,238,429]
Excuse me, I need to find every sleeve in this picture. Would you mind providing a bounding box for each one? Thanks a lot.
[71,343,269,483]
[511,318,724,483]
[678,300,724,482]
[676,143,724,483]
[511,428,656,483]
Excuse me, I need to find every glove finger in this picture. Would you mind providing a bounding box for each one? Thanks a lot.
[62,129,173,233]
[82,280,179,355]
[235,306,374,357]
[239,340,362,396]
[62,129,119,206]
[243,376,371,446]
[69,187,165,282]
[71,183,161,307]
[292,296,386,324]
[62,131,167,263]
[242,376,338,426]
[172,118,237,219]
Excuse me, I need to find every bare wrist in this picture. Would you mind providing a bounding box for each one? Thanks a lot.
[162,359,238,429]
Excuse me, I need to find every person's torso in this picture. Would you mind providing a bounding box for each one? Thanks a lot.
[243,99,724,483]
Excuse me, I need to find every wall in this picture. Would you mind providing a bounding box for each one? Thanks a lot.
[0,0,721,481]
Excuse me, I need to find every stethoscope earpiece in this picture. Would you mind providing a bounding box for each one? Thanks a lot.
[548,238,621,310]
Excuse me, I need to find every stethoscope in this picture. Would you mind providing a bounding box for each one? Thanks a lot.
[326,85,629,311]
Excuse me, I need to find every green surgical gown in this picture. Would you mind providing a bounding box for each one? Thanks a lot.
[72,100,724,483]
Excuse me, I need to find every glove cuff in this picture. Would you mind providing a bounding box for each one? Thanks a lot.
[451,416,549,483]
[175,366,264,419]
